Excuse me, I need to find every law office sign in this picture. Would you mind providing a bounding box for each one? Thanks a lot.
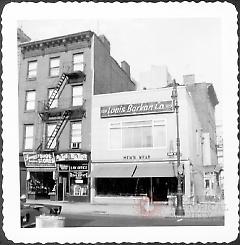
[23,152,56,168]
[100,101,174,118]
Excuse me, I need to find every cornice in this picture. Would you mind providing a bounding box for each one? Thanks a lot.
[20,30,93,54]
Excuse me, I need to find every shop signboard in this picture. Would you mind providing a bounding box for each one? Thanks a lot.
[58,164,69,171]
[23,152,56,168]
[100,101,174,118]
[70,165,88,171]
[56,153,88,162]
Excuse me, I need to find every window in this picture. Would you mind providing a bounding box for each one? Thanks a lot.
[122,121,152,148]
[48,88,58,108]
[72,85,83,106]
[27,60,37,79]
[153,120,166,147]
[24,125,34,149]
[73,53,84,72]
[70,171,88,196]
[109,119,166,149]
[49,57,60,77]
[205,179,210,188]
[25,90,36,111]
[46,123,57,149]
[71,122,82,145]
[109,123,121,149]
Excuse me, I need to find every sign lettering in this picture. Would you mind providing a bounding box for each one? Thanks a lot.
[70,165,88,171]
[23,152,56,168]
[101,101,173,118]
[56,153,88,162]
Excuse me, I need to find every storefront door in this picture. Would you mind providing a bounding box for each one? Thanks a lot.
[58,172,69,201]
[153,177,168,201]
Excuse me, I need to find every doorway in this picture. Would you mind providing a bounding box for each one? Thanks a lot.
[58,172,69,201]
[152,177,178,201]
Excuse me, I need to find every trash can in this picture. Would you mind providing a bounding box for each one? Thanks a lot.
[36,215,65,228]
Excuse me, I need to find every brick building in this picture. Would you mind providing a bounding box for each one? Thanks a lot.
[18,30,135,202]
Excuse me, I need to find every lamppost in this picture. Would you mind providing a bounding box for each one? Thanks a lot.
[171,79,185,216]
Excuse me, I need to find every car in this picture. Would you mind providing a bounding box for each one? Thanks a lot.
[21,197,62,228]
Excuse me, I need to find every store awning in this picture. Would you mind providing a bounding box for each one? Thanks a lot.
[90,162,178,178]
[89,164,137,178]
[133,162,177,177]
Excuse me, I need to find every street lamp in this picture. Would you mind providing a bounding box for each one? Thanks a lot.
[171,79,185,216]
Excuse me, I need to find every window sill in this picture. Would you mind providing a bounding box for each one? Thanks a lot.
[26,77,37,81]
[49,75,59,78]
[24,110,36,113]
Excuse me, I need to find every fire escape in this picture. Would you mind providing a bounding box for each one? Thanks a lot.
[37,70,86,152]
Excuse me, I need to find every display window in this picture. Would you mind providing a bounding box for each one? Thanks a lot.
[28,171,55,199]
[70,171,88,196]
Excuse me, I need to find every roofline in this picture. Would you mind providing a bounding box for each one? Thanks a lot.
[19,30,94,48]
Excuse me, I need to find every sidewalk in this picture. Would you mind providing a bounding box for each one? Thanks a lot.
[26,199,225,218]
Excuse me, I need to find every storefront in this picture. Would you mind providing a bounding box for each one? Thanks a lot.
[23,151,90,202]
[91,161,185,203]
[56,152,90,202]
[23,152,57,200]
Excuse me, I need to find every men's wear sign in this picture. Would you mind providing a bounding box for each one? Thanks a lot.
[23,152,56,168]
[100,101,174,118]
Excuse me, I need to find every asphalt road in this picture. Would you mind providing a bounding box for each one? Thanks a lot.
[63,213,224,227]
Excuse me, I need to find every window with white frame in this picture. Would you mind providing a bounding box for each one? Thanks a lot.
[71,122,82,145]
[24,124,34,149]
[72,85,83,106]
[49,57,60,77]
[73,53,84,72]
[109,119,166,149]
[46,123,57,149]
[27,60,37,79]
[25,90,36,111]
[48,88,58,108]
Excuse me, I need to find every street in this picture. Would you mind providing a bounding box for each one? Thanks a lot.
[63,213,224,227]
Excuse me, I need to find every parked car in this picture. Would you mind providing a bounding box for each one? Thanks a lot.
[20,195,62,228]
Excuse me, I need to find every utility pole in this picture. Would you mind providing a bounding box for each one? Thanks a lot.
[171,79,185,216]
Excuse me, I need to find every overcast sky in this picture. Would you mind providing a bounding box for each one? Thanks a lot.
[18,18,222,122]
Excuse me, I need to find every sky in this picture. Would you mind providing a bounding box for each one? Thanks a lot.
[18,18,222,122]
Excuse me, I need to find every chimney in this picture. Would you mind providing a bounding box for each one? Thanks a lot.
[183,74,195,85]
[121,61,131,77]
[99,35,110,54]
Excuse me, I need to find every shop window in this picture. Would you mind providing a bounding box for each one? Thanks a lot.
[27,60,37,79]
[70,171,88,196]
[24,124,34,150]
[25,90,36,111]
[71,121,82,146]
[73,53,84,72]
[109,119,166,149]
[48,88,58,108]
[28,172,55,198]
[72,85,83,106]
[49,57,60,77]
[46,123,57,149]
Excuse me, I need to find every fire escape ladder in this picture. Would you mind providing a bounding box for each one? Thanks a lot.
[45,73,69,110]
[45,110,71,149]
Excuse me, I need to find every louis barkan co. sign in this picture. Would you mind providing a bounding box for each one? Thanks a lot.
[100,100,174,118]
